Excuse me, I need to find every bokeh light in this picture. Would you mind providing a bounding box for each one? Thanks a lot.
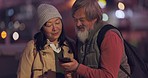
[98,0,107,8]
[115,10,125,19]
[102,13,109,21]
[1,31,7,39]
[118,2,125,10]
[12,32,19,41]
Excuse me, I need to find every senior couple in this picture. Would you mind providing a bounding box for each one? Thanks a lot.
[17,0,130,78]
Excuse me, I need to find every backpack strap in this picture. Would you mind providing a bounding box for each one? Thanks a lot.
[97,24,118,50]
[97,24,130,76]
[120,64,130,76]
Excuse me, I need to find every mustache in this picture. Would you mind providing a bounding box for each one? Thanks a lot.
[76,25,85,30]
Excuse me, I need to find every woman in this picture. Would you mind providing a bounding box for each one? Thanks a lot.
[17,4,75,78]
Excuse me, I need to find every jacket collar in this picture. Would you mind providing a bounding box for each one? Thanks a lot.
[44,39,68,48]
[86,21,105,42]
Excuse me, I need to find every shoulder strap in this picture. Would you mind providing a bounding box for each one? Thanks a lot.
[97,24,118,50]
[97,24,130,76]
[31,49,38,78]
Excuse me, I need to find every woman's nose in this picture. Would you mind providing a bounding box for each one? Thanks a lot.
[52,25,56,31]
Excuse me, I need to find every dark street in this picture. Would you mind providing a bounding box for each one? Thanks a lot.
[0,55,18,78]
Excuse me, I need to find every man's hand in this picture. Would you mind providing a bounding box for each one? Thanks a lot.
[60,58,79,72]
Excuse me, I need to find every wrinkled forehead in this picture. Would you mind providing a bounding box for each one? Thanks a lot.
[73,8,86,19]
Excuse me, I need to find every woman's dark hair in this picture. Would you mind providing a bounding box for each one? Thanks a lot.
[34,28,46,51]
[34,22,75,52]
[72,0,102,22]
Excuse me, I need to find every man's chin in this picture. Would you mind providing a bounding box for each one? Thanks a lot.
[77,35,88,43]
[76,27,89,43]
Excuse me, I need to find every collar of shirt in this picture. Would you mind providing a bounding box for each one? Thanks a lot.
[47,39,61,53]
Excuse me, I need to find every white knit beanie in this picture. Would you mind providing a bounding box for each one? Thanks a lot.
[37,4,62,29]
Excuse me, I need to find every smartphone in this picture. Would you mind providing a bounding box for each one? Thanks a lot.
[58,57,71,63]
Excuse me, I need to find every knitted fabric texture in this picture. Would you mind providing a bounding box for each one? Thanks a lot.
[37,4,62,29]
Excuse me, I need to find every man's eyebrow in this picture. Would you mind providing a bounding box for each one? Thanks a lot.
[79,17,86,19]
[74,17,86,19]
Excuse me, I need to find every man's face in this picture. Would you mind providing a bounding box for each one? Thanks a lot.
[73,8,96,43]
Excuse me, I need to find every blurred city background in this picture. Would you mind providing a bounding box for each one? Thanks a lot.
[0,0,148,78]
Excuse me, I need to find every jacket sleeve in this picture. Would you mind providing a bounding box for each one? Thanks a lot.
[17,40,35,78]
[76,30,124,78]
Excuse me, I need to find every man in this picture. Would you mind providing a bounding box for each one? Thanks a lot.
[61,0,130,78]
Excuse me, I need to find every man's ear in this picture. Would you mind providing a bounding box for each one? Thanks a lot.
[92,18,97,23]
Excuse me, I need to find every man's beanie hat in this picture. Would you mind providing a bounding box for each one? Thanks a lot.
[37,4,62,29]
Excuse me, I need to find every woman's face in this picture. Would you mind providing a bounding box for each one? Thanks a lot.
[43,17,62,42]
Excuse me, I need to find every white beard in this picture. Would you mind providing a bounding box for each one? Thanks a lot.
[76,27,89,43]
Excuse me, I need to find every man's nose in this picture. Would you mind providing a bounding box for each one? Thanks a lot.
[76,20,82,27]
